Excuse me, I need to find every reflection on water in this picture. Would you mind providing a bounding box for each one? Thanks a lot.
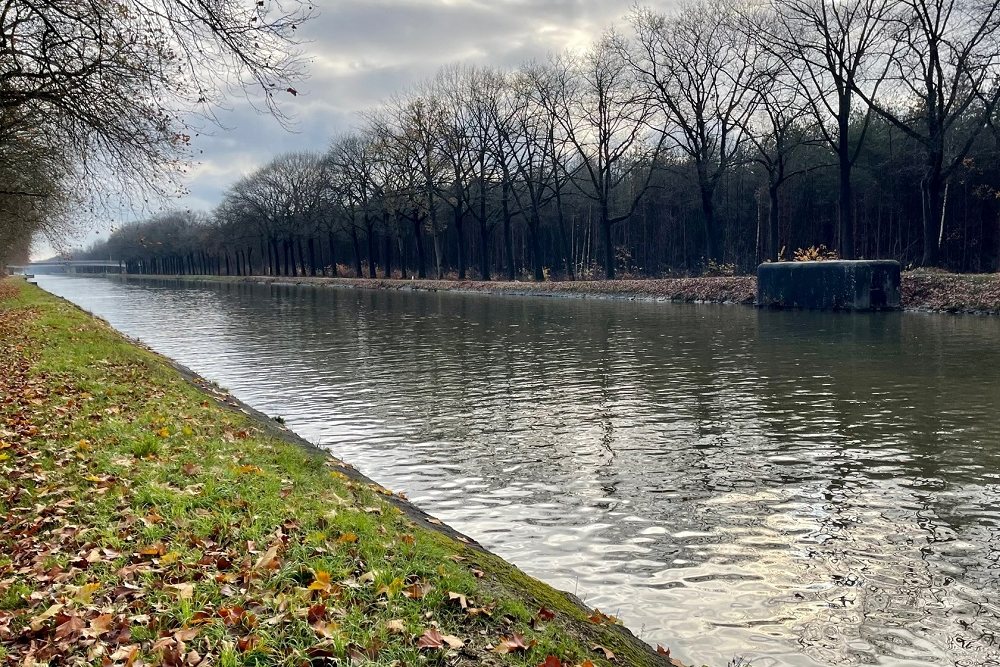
[38,275,1000,667]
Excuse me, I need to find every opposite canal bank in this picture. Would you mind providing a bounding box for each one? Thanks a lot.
[108,270,1000,315]
[0,279,682,667]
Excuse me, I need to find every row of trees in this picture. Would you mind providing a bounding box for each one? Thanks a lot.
[0,0,308,267]
[82,0,1000,278]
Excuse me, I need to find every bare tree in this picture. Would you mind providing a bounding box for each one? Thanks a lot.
[0,0,309,260]
[631,0,765,264]
[759,0,895,258]
[536,37,665,279]
[851,0,1000,266]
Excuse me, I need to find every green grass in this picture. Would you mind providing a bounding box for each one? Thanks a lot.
[0,279,678,667]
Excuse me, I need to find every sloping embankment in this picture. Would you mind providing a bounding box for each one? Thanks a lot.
[0,279,681,667]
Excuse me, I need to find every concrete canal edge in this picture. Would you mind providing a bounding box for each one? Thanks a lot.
[105,271,1000,315]
[15,279,686,667]
[757,260,902,311]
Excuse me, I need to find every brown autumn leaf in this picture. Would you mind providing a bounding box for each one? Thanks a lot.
[174,627,199,642]
[181,463,200,476]
[401,534,415,545]
[447,591,468,609]
[237,634,259,653]
[403,581,432,600]
[587,609,619,625]
[307,603,326,624]
[385,619,407,634]
[253,543,280,570]
[139,542,167,557]
[88,613,115,638]
[591,644,616,660]
[416,627,444,650]
[656,645,686,667]
[337,532,358,544]
[495,633,536,654]
[167,583,195,600]
[54,613,86,640]
[109,645,140,664]
[539,657,563,667]
[537,606,556,622]
[312,620,338,638]
[217,606,246,627]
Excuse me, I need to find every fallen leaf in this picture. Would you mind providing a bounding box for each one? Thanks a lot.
[495,633,536,654]
[312,620,338,638]
[55,614,86,640]
[385,619,407,634]
[74,582,101,603]
[539,657,563,667]
[591,644,616,661]
[168,583,195,599]
[88,614,114,638]
[29,603,63,631]
[403,581,432,599]
[253,543,280,570]
[417,628,444,650]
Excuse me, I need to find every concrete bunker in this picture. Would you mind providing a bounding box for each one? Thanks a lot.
[757,260,902,311]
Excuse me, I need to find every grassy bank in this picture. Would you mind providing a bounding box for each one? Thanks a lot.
[115,271,1000,314]
[0,279,682,667]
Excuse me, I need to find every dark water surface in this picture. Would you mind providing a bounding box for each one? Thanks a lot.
[37,275,1000,667]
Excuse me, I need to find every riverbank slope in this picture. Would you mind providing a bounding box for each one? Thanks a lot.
[116,270,1000,314]
[0,279,681,667]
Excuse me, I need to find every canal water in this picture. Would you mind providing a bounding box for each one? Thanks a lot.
[37,275,1000,667]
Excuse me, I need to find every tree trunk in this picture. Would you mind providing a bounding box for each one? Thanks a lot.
[350,227,363,278]
[502,181,515,280]
[454,207,466,280]
[768,182,781,262]
[432,232,443,279]
[602,204,615,280]
[530,211,544,281]
[296,238,307,276]
[413,217,427,279]
[327,232,337,276]
[383,232,393,279]
[921,160,944,267]
[700,184,718,264]
[366,223,377,279]
[837,110,855,259]
[478,179,490,281]
[308,238,318,276]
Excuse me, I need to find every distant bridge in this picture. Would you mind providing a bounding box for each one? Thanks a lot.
[7,260,124,275]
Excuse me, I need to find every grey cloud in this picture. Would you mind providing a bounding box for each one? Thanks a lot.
[124,0,676,224]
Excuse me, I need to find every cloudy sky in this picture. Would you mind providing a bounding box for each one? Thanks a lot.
[58,0,668,254]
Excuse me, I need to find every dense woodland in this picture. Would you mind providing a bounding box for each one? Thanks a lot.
[78,0,1000,278]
